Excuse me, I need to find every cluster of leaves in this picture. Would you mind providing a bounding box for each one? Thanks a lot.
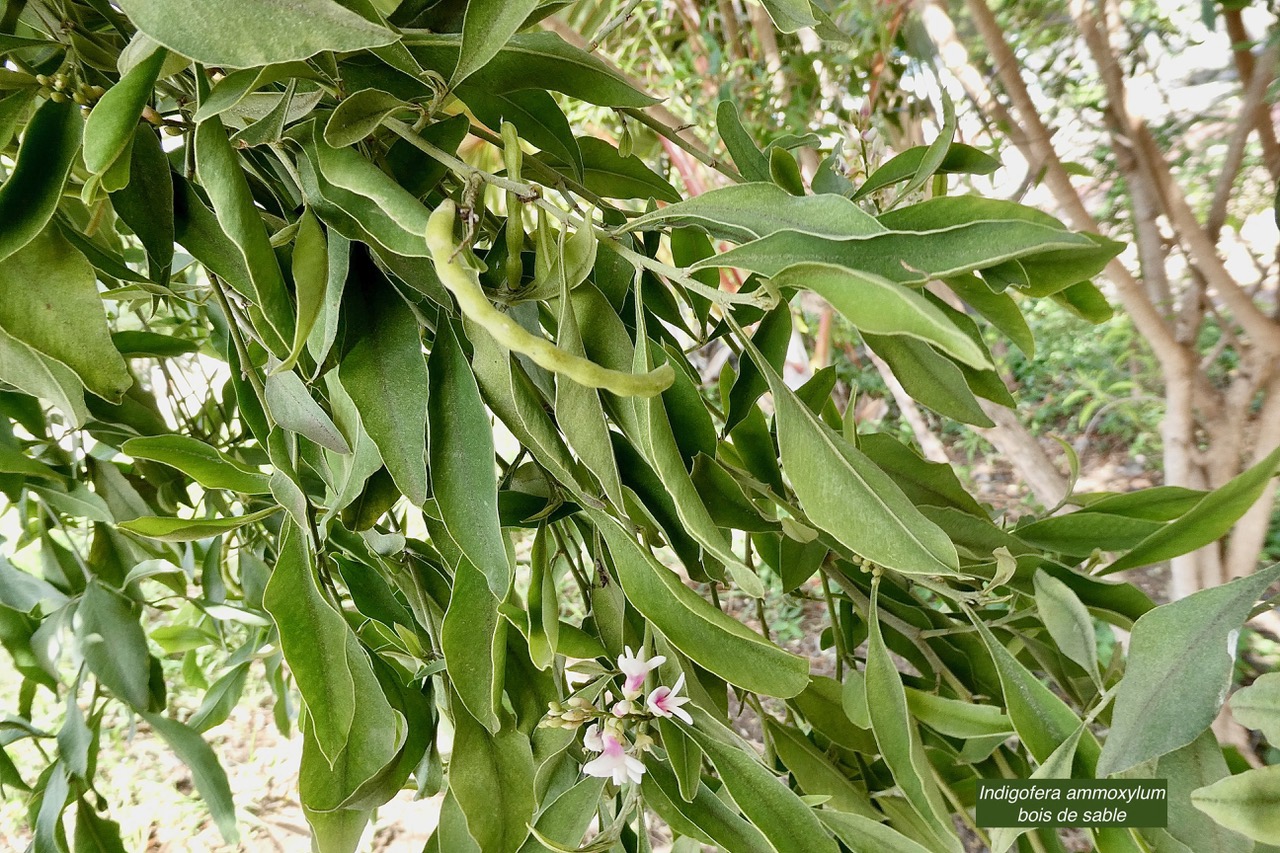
[1,1,1279,852]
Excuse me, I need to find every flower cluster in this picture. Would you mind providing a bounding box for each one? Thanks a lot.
[542,647,692,785]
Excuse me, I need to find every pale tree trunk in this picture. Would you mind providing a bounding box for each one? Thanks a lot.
[920,0,1280,596]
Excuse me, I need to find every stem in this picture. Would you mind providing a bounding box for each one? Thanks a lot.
[820,568,846,680]
[621,107,744,183]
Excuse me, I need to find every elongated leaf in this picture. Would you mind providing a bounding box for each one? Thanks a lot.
[264,371,352,455]
[0,228,132,403]
[591,509,809,697]
[0,99,82,263]
[1150,731,1253,853]
[141,713,238,842]
[745,338,960,576]
[889,92,955,206]
[461,88,583,182]
[766,720,878,818]
[442,556,506,732]
[453,0,540,87]
[865,333,993,426]
[866,586,962,853]
[717,101,771,182]
[119,505,281,541]
[1033,569,1100,682]
[123,435,269,493]
[774,263,988,368]
[697,222,1098,284]
[1191,764,1280,844]
[1097,564,1280,777]
[0,329,91,426]
[968,610,1100,771]
[450,705,535,853]
[405,32,657,107]
[84,48,166,176]
[263,521,358,765]
[854,144,1000,201]
[111,329,197,359]
[187,664,250,733]
[905,689,1012,739]
[323,88,408,148]
[1105,444,1280,572]
[643,759,773,852]
[77,580,153,711]
[277,209,329,372]
[819,811,935,853]
[566,137,679,202]
[194,117,293,353]
[684,709,839,853]
[429,321,510,594]
[628,182,882,243]
[115,0,396,68]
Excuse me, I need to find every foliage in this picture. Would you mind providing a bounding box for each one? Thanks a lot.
[0,2,1278,853]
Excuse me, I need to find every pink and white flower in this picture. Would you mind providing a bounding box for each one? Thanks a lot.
[582,730,645,785]
[582,723,604,752]
[646,673,692,724]
[617,646,666,699]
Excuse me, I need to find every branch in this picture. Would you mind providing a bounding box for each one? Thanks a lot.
[1071,0,1280,354]
[1223,9,1280,181]
[933,0,1190,377]
[1208,38,1280,240]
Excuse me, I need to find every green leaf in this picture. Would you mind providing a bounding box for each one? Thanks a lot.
[264,370,352,455]
[140,713,239,843]
[643,758,773,852]
[773,263,989,369]
[1149,731,1253,853]
[194,116,293,354]
[904,689,1012,739]
[766,719,878,818]
[187,663,250,733]
[517,774,606,853]
[864,333,994,426]
[428,320,510,594]
[854,144,999,201]
[33,482,114,522]
[717,101,771,182]
[449,705,535,853]
[745,338,961,576]
[0,99,82,263]
[263,521,361,765]
[118,505,281,541]
[114,0,396,68]
[683,709,839,853]
[461,88,583,182]
[819,811,936,853]
[944,274,1035,357]
[123,435,269,494]
[77,580,153,711]
[628,182,882,243]
[323,88,410,148]
[276,208,329,372]
[699,220,1098,284]
[0,444,62,482]
[889,92,956,207]
[759,0,818,32]
[591,509,809,697]
[74,800,128,853]
[1105,444,1280,572]
[83,48,166,176]
[111,331,198,358]
[1192,764,1280,845]
[0,329,91,426]
[405,32,657,108]
[565,137,679,203]
[441,556,506,733]
[1231,672,1280,742]
[866,585,962,853]
[0,228,132,403]
[1033,569,1100,683]
[988,726,1084,853]
[453,0,541,87]
[770,146,806,195]
[1097,564,1280,777]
